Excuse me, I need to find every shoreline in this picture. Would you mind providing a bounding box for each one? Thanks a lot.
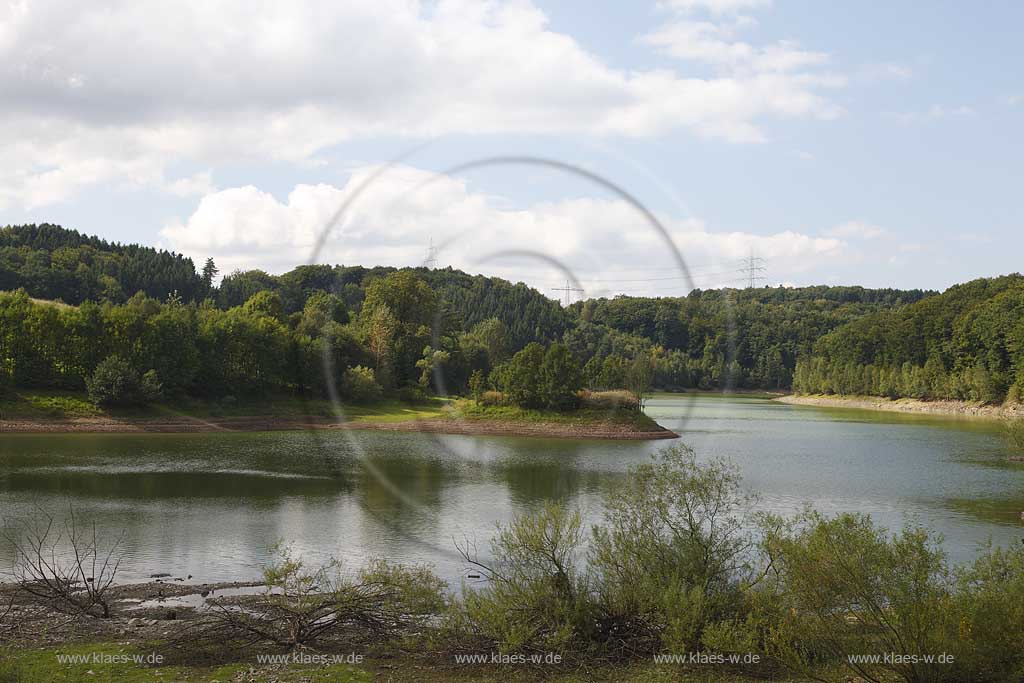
[775,393,1024,419]
[0,413,679,440]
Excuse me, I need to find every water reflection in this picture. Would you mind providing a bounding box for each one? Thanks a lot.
[1,395,1023,583]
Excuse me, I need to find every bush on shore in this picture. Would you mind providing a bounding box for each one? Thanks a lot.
[589,446,754,657]
[439,446,1024,680]
[86,355,161,407]
[577,389,639,411]
[341,365,383,404]
[449,502,595,656]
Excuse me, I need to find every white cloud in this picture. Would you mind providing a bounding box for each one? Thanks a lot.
[1002,94,1023,107]
[0,0,846,209]
[642,18,832,76]
[661,0,772,15]
[855,62,913,83]
[886,104,976,125]
[826,220,886,240]
[927,105,975,118]
[165,171,217,198]
[161,165,849,295]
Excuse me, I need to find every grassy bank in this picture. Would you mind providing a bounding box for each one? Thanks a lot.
[0,391,675,439]
[0,389,447,422]
[0,642,805,683]
[453,399,663,430]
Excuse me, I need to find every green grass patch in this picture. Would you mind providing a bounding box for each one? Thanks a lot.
[452,399,662,430]
[0,390,102,419]
[342,397,448,423]
[0,643,808,683]
[0,390,449,424]
[0,643,246,683]
[0,390,663,431]
[0,643,371,683]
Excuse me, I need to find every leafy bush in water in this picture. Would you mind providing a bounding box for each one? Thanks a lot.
[450,502,595,656]
[342,365,383,403]
[589,445,757,657]
[1002,417,1024,453]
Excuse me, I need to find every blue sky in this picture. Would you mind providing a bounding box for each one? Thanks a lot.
[1,0,1020,297]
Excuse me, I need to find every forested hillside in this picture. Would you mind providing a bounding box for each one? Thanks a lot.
[0,224,206,303]
[1,223,954,408]
[794,274,1024,403]
[572,286,931,390]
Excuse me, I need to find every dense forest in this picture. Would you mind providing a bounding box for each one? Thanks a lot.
[794,274,1024,403]
[9,223,1008,410]
[0,223,207,303]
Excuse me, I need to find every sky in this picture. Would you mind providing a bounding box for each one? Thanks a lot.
[1,0,1021,299]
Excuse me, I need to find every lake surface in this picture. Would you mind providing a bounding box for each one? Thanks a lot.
[2,395,1023,585]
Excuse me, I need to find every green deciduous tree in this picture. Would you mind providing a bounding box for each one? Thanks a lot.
[539,343,581,410]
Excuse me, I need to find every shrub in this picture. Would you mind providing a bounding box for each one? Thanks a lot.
[577,389,639,411]
[140,369,163,402]
[86,355,142,407]
[589,445,756,656]
[951,544,1024,681]
[1002,417,1024,453]
[450,503,595,657]
[203,543,447,650]
[468,369,485,404]
[760,512,961,683]
[4,506,123,619]
[342,365,383,404]
[479,390,507,406]
[396,385,427,404]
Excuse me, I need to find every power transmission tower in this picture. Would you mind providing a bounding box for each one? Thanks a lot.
[424,237,439,269]
[738,249,766,288]
[551,280,584,307]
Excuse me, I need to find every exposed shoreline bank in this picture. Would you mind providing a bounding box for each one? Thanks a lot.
[0,413,678,440]
[775,393,1024,419]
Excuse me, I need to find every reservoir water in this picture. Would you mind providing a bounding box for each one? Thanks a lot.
[2,394,1022,585]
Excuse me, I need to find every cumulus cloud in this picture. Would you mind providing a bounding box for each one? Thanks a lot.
[161,164,848,296]
[826,220,886,240]
[886,104,976,125]
[0,0,846,209]
[856,62,913,83]
[661,0,772,15]
[643,21,831,76]
[165,171,217,198]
